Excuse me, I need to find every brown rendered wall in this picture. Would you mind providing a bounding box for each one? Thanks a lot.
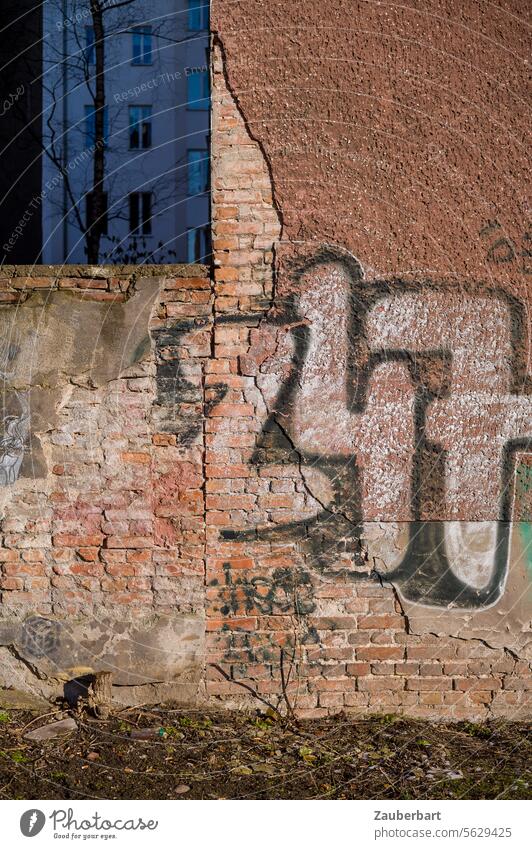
[211,0,530,284]
[0,1,531,720]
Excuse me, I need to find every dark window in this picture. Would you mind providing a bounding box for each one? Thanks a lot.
[85,26,95,65]
[86,191,108,235]
[129,191,152,235]
[131,26,152,65]
[187,225,211,262]
[187,149,209,195]
[188,0,209,31]
[186,70,209,110]
[129,106,152,149]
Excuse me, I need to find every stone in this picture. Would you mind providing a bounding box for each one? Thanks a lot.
[24,717,78,741]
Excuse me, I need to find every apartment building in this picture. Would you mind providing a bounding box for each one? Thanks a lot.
[41,0,210,264]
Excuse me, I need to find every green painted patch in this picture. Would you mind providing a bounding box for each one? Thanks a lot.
[515,462,532,519]
[519,523,532,579]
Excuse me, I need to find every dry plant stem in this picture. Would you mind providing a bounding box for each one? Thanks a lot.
[211,648,300,725]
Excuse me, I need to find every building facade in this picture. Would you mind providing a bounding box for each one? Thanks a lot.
[41,0,210,265]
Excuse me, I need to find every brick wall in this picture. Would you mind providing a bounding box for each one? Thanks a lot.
[206,9,532,719]
[0,1,530,720]
[0,267,208,703]
[0,257,530,717]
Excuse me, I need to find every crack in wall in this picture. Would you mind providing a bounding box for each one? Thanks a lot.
[211,34,285,242]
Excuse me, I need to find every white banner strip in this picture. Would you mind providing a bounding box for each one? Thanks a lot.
[1,799,529,848]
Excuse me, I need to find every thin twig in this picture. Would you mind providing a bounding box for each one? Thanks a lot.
[210,664,282,718]
[17,711,60,736]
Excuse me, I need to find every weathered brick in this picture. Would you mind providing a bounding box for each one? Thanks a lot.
[357,677,405,692]
[406,677,454,691]
[358,615,405,630]
[357,646,404,661]
[53,534,104,548]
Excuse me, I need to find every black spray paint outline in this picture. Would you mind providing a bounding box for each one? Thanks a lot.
[219,246,532,610]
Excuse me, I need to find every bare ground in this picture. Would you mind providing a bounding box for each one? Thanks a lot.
[0,706,530,800]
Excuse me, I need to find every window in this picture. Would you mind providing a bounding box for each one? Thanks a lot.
[186,70,209,110]
[188,0,209,31]
[84,105,108,147]
[86,191,108,235]
[85,26,95,65]
[129,192,152,235]
[131,26,152,65]
[187,226,211,262]
[187,150,209,195]
[129,106,152,149]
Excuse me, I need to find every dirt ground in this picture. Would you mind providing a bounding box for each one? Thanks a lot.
[0,706,529,800]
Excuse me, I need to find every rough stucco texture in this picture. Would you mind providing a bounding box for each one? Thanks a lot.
[211,0,530,286]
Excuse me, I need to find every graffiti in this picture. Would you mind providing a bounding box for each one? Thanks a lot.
[212,564,315,617]
[0,394,30,486]
[151,318,227,443]
[0,333,30,486]
[19,617,61,659]
[208,563,318,663]
[480,220,532,273]
[224,247,532,610]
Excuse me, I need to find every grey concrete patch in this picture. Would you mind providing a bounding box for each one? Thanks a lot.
[0,614,204,691]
